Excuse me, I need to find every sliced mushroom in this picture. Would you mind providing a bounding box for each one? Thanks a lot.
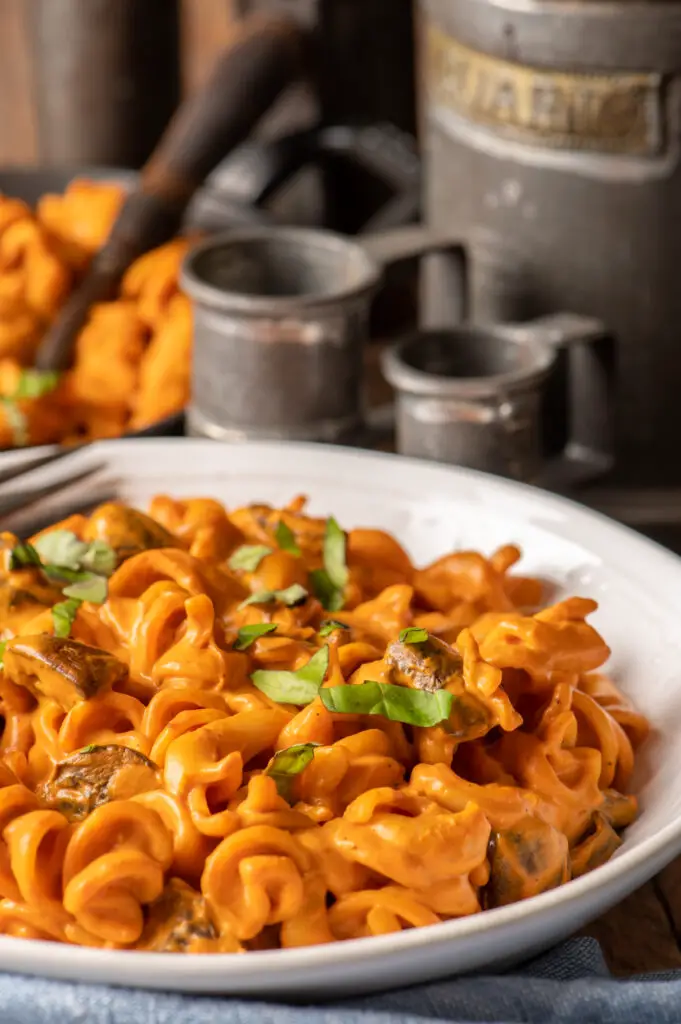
[82,503,180,564]
[570,812,622,879]
[385,635,463,693]
[139,879,219,952]
[3,636,128,711]
[487,816,570,907]
[39,744,161,822]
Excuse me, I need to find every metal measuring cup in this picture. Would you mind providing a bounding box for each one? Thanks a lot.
[180,226,465,443]
[381,313,613,486]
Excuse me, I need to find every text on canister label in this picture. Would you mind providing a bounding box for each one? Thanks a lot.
[425,24,662,155]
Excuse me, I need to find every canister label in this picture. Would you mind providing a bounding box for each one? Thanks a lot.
[425,24,662,155]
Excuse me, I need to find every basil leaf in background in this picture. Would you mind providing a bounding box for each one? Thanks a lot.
[51,598,82,638]
[9,542,41,570]
[234,622,278,651]
[252,645,329,705]
[228,545,272,572]
[319,620,349,637]
[62,573,108,604]
[324,517,348,589]
[399,626,429,644]
[265,742,319,802]
[310,568,344,612]
[2,400,28,447]
[275,521,301,557]
[240,583,308,609]
[34,530,89,571]
[319,680,453,727]
[0,640,6,668]
[13,369,60,399]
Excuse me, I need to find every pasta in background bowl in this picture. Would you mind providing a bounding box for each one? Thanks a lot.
[0,439,679,998]
[0,178,194,449]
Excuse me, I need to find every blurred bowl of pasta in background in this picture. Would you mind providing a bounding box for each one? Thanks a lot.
[0,167,271,452]
[0,438,679,997]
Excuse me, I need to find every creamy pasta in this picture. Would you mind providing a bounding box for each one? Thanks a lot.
[0,494,648,951]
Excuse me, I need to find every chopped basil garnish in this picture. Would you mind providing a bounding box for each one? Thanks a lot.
[61,573,108,604]
[10,530,112,625]
[319,681,453,727]
[2,370,61,447]
[2,400,28,447]
[399,626,429,644]
[79,540,117,577]
[228,544,272,572]
[310,517,348,612]
[51,598,82,638]
[10,542,42,570]
[319,620,349,637]
[239,583,308,610]
[275,521,301,557]
[251,646,329,705]
[265,742,319,802]
[13,369,61,400]
[233,622,278,651]
[32,531,115,579]
[0,640,6,669]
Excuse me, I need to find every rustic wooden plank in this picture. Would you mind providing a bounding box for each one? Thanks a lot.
[652,857,681,939]
[0,0,38,164]
[583,878,681,976]
[180,0,236,95]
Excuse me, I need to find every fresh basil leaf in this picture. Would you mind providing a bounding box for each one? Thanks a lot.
[275,521,301,557]
[51,598,82,638]
[310,568,344,612]
[13,369,60,400]
[234,622,277,651]
[399,626,429,644]
[62,573,108,604]
[228,545,272,572]
[265,742,319,802]
[10,542,41,570]
[324,517,348,590]
[319,681,453,727]
[34,530,89,571]
[0,640,6,668]
[2,400,28,447]
[310,517,348,611]
[240,583,308,609]
[319,619,349,637]
[79,540,116,577]
[252,645,329,705]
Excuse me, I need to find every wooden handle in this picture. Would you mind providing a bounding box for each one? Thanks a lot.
[35,14,306,372]
[142,15,306,206]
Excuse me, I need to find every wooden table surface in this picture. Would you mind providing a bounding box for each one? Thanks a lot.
[364,343,681,978]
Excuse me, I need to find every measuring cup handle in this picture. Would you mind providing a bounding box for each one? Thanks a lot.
[518,313,614,490]
[361,226,468,325]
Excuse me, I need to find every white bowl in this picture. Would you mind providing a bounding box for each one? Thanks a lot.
[0,438,680,998]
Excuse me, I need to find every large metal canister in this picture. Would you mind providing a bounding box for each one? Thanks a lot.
[418,0,681,488]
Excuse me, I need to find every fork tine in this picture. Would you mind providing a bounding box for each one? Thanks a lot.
[0,445,75,487]
[0,463,106,520]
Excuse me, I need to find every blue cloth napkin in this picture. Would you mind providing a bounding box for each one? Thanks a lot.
[1,937,681,1024]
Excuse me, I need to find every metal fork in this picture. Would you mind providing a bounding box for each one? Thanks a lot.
[0,445,118,537]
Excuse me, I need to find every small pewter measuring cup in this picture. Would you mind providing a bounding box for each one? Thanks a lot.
[180,226,465,443]
[381,314,613,486]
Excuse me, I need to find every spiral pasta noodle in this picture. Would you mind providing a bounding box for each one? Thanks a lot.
[0,494,648,951]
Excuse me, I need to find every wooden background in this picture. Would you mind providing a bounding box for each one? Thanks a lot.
[0,0,235,166]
